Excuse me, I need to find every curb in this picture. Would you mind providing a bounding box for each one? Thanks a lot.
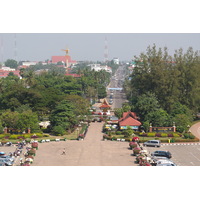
[162,143,200,146]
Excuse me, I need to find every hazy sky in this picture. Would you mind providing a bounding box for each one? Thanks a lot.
[1,33,200,63]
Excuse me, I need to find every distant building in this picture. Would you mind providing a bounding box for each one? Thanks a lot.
[113,58,119,65]
[22,61,38,67]
[51,56,77,66]
[89,64,112,73]
[65,73,82,78]
[0,69,21,78]
[1,66,15,71]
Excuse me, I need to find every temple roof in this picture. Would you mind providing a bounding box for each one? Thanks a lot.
[99,98,111,108]
[119,111,141,126]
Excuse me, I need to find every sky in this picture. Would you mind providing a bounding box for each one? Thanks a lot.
[1,33,200,63]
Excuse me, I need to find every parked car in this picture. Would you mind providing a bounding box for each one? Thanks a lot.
[156,159,176,166]
[143,140,161,147]
[151,150,172,159]
[0,157,14,166]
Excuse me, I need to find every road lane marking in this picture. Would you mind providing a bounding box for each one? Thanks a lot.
[190,152,200,162]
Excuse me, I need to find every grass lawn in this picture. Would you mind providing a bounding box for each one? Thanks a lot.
[0,125,86,144]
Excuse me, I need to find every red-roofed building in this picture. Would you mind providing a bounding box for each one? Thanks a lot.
[118,111,141,130]
[99,98,111,115]
[0,70,21,78]
[65,73,82,78]
[51,56,77,65]
[99,99,111,109]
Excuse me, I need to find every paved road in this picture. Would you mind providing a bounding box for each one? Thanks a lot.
[32,122,136,166]
[189,122,200,140]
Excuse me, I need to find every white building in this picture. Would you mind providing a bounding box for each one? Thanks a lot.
[1,66,16,71]
[113,58,119,65]
[89,64,112,73]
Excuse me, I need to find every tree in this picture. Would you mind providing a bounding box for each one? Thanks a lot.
[5,59,18,69]
[172,114,192,133]
[133,92,160,121]
[64,95,90,117]
[145,108,170,127]
[52,125,65,136]
[17,110,40,133]
[114,108,123,118]
[49,100,78,133]
[1,110,19,129]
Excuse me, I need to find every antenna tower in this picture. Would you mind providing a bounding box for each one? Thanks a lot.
[14,33,17,61]
[104,36,108,63]
[0,35,3,64]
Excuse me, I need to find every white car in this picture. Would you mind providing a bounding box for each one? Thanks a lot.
[156,159,176,166]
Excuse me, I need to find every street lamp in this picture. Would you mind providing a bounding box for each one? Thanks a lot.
[76,128,79,140]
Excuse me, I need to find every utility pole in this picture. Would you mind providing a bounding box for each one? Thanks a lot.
[104,36,108,64]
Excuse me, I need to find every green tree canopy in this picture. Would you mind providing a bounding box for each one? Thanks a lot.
[5,59,18,69]
[49,100,77,133]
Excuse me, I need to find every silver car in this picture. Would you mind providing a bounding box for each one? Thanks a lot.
[143,140,161,147]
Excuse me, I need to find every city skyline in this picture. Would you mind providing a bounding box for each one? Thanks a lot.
[1,33,200,63]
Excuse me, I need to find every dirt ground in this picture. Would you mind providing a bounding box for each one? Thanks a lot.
[32,122,137,166]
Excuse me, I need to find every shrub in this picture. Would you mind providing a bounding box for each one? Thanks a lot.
[168,133,174,137]
[24,134,31,139]
[35,133,43,138]
[134,131,140,135]
[170,138,175,143]
[103,134,111,140]
[155,133,161,137]
[115,131,122,135]
[17,136,25,140]
[140,133,147,137]
[129,142,138,149]
[173,133,180,137]
[0,134,5,139]
[189,134,195,139]
[43,134,50,137]
[52,126,65,136]
[31,142,38,149]
[147,133,156,137]
[183,133,190,139]
[175,138,199,142]
[31,134,38,139]
[161,133,168,137]
[133,147,141,155]
[9,135,18,140]
[28,148,36,156]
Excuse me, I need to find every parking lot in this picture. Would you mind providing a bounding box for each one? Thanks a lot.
[143,143,200,166]
[0,144,28,166]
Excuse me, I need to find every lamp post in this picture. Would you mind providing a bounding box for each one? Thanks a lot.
[173,122,176,132]
[76,128,79,140]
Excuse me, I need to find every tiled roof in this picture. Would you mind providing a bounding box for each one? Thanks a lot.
[119,117,141,126]
[51,56,77,64]
[65,73,81,78]
[99,98,111,108]
[119,111,141,126]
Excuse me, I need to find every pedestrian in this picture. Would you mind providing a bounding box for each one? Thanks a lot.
[61,148,66,155]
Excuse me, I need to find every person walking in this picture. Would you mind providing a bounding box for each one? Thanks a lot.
[61,148,66,155]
